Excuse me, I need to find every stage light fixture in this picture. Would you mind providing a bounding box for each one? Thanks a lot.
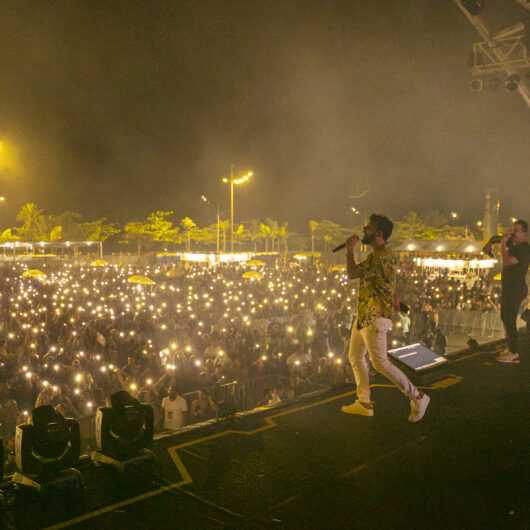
[14,406,80,482]
[470,79,484,92]
[93,391,154,471]
[505,74,520,91]
[12,408,84,528]
[462,0,484,16]
[485,77,501,91]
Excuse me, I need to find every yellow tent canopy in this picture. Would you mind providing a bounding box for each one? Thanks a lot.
[91,259,109,267]
[330,264,346,272]
[294,252,321,260]
[22,269,46,279]
[128,275,156,286]
[242,271,262,280]
[246,259,265,268]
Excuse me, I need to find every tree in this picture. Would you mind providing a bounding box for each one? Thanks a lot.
[193,224,218,248]
[81,218,120,242]
[147,211,180,243]
[277,222,291,254]
[259,223,272,251]
[245,219,262,252]
[16,203,47,241]
[394,211,471,241]
[312,220,349,252]
[49,211,84,240]
[123,222,151,256]
[234,224,246,247]
[0,228,20,243]
[180,216,197,251]
[264,218,279,251]
[49,225,63,242]
[123,211,180,255]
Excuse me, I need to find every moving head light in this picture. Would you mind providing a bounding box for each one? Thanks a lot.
[95,391,154,462]
[15,406,80,480]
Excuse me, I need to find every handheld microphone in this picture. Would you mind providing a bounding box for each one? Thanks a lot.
[332,242,346,253]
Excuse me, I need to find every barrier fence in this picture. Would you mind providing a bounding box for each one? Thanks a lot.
[436,309,504,337]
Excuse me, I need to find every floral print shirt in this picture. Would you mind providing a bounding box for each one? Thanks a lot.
[355,247,396,329]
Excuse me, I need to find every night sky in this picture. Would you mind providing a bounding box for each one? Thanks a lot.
[1,0,529,229]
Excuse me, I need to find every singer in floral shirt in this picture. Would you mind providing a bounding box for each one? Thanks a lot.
[355,247,396,329]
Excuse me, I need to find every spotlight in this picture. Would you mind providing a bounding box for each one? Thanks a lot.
[462,0,484,16]
[12,406,84,528]
[93,391,154,472]
[14,406,81,483]
[485,77,501,91]
[505,74,520,91]
[470,79,483,92]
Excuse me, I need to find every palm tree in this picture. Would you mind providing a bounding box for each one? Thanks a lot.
[259,223,272,251]
[314,220,349,252]
[246,219,262,252]
[277,222,291,255]
[180,217,197,251]
[264,218,279,252]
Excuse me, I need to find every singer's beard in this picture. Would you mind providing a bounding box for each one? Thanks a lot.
[361,233,375,245]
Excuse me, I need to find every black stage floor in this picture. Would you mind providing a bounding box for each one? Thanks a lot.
[32,337,530,530]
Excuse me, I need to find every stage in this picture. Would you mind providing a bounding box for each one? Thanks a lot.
[42,336,530,530]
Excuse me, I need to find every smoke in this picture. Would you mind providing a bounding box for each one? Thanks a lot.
[0,0,528,230]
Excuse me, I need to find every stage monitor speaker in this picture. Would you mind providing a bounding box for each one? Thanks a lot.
[388,343,447,373]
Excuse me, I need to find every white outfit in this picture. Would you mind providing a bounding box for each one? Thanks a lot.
[348,317,420,404]
[161,395,188,430]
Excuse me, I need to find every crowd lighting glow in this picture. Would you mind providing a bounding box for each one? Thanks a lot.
[174,252,251,264]
[414,257,497,269]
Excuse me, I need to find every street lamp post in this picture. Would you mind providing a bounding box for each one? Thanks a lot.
[230,165,234,253]
[222,166,253,253]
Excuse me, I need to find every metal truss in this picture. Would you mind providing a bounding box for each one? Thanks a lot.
[471,35,530,75]
[454,0,530,108]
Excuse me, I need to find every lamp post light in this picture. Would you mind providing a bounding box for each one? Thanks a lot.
[201,195,221,254]
[222,166,253,252]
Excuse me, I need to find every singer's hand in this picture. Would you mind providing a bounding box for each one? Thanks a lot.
[346,234,360,252]
[502,228,514,243]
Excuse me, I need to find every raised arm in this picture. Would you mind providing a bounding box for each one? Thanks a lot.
[501,229,518,267]
[346,235,362,280]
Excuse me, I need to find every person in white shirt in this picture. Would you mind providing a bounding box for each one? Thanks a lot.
[161,386,188,430]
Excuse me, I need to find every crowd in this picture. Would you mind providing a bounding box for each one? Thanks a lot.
[0,257,504,455]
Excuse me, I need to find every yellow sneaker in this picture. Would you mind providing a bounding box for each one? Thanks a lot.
[341,400,374,417]
[408,393,430,423]
[496,351,520,364]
